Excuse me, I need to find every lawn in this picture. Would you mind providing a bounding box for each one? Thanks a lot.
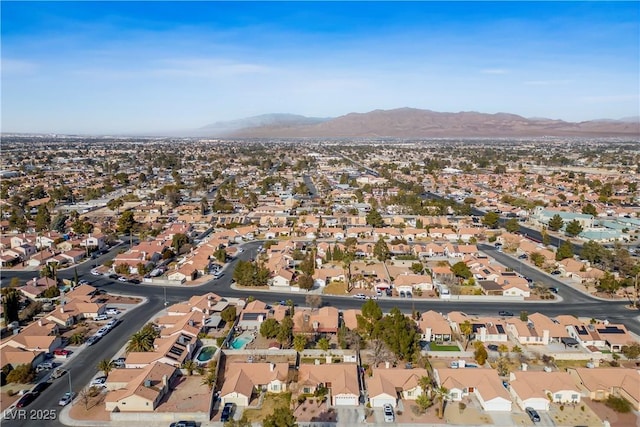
[429,343,460,351]
[243,392,292,422]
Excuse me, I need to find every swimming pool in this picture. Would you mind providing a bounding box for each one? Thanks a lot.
[230,336,252,349]
[195,346,217,363]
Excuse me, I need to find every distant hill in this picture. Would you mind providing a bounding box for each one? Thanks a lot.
[198,108,640,138]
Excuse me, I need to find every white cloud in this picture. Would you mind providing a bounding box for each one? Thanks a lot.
[1,58,38,75]
[481,68,509,74]
[153,58,273,78]
[524,79,571,86]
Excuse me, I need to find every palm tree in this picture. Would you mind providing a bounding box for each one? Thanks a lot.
[498,344,509,357]
[182,360,197,376]
[459,320,473,350]
[202,371,216,390]
[433,385,449,419]
[126,330,155,353]
[69,332,86,345]
[97,359,114,376]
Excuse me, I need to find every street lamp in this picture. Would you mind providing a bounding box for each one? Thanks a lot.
[68,369,72,396]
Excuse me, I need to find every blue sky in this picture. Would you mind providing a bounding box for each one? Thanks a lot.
[2,1,639,134]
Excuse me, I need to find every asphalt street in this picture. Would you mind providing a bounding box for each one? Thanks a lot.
[1,240,638,427]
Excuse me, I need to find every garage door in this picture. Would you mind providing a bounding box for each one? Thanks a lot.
[370,396,396,408]
[334,395,358,406]
[221,396,248,407]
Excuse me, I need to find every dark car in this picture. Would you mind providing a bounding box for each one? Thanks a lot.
[549,287,559,294]
[487,344,499,351]
[16,392,36,408]
[31,381,51,396]
[498,311,514,317]
[128,278,141,284]
[551,270,561,275]
[518,254,528,259]
[169,421,197,427]
[220,402,235,422]
[526,407,541,422]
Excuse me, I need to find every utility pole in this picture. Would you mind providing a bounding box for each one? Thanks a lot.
[634,272,639,310]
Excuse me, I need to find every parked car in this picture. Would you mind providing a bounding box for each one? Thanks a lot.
[95,314,109,321]
[106,318,120,328]
[220,402,235,422]
[53,348,70,358]
[86,335,100,346]
[16,392,36,408]
[353,294,366,300]
[128,278,141,284]
[96,327,109,337]
[383,404,395,423]
[112,357,126,368]
[31,381,51,396]
[399,291,406,298]
[50,368,67,379]
[526,407,541,422]
[213,271,224,279]
[106,308,120,316]
[518,254,528,259]
[58,391,76,406]
[551,270,561,275]
[549,287,559,294]
[36,362,54,372]
[90,376,107,387]
[487,344,499,351]
[117,276,127,282]
[169,421,197,427]
[498,311,514,317]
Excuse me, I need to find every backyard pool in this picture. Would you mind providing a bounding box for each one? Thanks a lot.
[230,335,252,350]
[195,345,218,363]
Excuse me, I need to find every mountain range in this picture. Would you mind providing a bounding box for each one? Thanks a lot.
[194,108,639,138]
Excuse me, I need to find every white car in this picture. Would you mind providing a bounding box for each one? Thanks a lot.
[58,392,76,406]
[353,294,366,299]
[383,404,394,423]
[96,327,109,337]
[91,270,101,276]
[90,376,107,387]
[105,308,120,316]
[117,276,127,282]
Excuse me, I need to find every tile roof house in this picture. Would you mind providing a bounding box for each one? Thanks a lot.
[509,371,581,411]
[0,318,62,354]
[293,307,340,334]
[220,362,289,406]
[125,333,195,369]
[105,362,179,412]
[417,311,452,343]
[434,368,512,411]
[367,367,429,408]
[568,368,640,410]
[297,363,360,406]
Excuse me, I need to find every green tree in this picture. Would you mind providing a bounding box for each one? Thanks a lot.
[41,286,60,299]
[555,241,574,261]
[459,320,473,351]
[260,318,280,339]
[596,272,620,296]
[373,237,390,262]
[293,334,307,352]
[69,332,86,345]
[530,252,545,267]
[172,233,189,253]
[582,203,597,216]
[51,214,68,232]
[410,262,424,274]
[504,218,520,233]
[277,316,293,347]
[565,220,583,237]
[376,307,420,361]
[1,288,20,324]
[263,405,297,427]
[221,306,237,323]
[433,385,449,419]
[357,299,383,340]
[548,214,564,232]
[34,205,51,231]
[297,274,314,291]
[366,208,384,228]
[581,241,606,264]
[126,323,158,353]
[213,248,227,263]
[621,342,640,360]
[316,337,330,352]
[182,360,197,376]
[416,393,432,414]
[473,341,488,365]
[117,210,138,235]
[97,359,114,376]
[482,211,500,229]
[451,261,472,280]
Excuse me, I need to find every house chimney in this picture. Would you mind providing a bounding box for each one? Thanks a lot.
[385,361,390,369]
[162,375,168,388]
[38,320,42,327]
[270,363,275,372]
[60,307,64,313]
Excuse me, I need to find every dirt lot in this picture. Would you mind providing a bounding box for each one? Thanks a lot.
[156,375,210,413]
[68,388,110,422]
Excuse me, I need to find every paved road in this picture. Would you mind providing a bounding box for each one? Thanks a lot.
[1,240,639,427]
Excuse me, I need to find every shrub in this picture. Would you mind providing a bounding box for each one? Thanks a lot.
[6,364,35,384]
[581,405,585,412]
[604,395,632,413]
[6,389,15,396]
[560,405,564,411]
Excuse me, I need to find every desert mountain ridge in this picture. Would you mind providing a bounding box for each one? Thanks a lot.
[198,107,640,138]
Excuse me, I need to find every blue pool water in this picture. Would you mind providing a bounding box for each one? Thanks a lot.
[230,336,252,349]
[196,346,217,362]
